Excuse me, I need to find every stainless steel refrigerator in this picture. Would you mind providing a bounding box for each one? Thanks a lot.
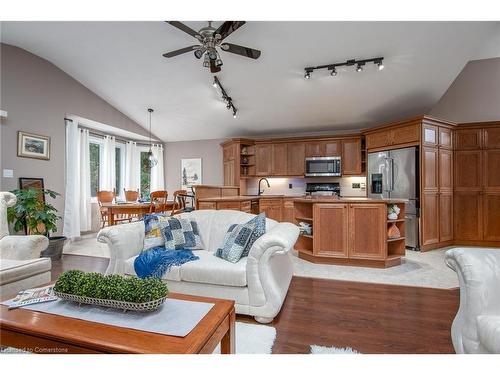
[367,146,419,250]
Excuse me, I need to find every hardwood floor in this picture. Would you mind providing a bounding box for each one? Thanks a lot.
[51,255,459,354]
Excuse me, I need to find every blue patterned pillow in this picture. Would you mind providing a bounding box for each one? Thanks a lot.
[163,217,204,250]
[143,213,170,249]
[215,213,266,263]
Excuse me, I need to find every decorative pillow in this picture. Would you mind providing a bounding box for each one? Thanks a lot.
[241,213,266,257]
[143,213,170,250]
[215,213,266,263]
[163,217,204,250]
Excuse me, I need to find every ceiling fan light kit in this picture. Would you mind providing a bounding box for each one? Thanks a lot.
[305,57,384,79]
[163,21,261,74]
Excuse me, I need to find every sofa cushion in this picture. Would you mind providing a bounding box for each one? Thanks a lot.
[215,221,255,263]
[180,250,247,287]
[123,255,182,282]
[163,217,204,250]
[0,258,51,285]
[241,213,266,258]
[477,315,500,353]
[143,213,170,249]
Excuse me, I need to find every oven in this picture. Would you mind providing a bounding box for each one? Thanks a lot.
[304,157,341,177]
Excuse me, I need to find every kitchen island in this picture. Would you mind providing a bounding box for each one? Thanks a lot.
[293,197,407,268]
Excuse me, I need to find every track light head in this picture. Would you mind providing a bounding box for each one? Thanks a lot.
[330,67,337,76]
[233,110,237,118]
[376,59,384,70]
[304,70,312,79]
[356,63,363,72]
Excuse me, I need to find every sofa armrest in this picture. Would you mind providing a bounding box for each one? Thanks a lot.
[97,221,145,275]
[248,222,300,260]
[445,248,500,353]
[0,235,49,260]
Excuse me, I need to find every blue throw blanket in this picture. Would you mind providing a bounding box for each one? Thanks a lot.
[134,247,199,279]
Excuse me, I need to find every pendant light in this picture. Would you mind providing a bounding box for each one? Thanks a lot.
[146,108,158,169]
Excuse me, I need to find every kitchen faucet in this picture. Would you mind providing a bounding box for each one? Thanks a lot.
[258,178,270,196]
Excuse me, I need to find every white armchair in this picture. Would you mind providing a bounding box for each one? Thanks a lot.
[445,248,500,354]
[98,210,300,323]
[0,192,51,297]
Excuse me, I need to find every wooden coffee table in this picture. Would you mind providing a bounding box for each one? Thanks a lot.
[0,292,235,354]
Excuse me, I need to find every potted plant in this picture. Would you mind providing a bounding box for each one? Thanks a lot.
[7,188,66,260]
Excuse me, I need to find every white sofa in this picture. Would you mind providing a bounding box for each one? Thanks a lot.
[98,210,300,323]
[0,192,51,298]
[445,248,500,354]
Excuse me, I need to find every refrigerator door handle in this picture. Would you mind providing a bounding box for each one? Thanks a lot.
[389,157,395,192]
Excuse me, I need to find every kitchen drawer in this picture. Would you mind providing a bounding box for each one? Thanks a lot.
[217,201,241,210]
[240,201,252,212]
[259,198,283,206]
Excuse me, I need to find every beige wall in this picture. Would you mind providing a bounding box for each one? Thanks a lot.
[430,57,500,122]
[163,138,224,194]
[0,43,150,233]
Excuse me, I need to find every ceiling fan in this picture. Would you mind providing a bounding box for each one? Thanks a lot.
[162,21,261,73]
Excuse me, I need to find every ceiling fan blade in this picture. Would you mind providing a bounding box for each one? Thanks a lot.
[165,21,202,40]
[162,45,200,58]
[210,59,221,73]
[214,21,246,41]
[220,43,261,59]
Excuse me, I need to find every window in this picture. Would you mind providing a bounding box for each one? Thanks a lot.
[89,142,101,197]
[140,151,152,199]
[88,137,125,198]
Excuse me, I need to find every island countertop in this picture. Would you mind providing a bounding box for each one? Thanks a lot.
[196,195,299,202]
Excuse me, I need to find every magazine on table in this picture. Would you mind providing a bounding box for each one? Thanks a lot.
[8,285,57,309]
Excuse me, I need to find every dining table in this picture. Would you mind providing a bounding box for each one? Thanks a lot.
[101,201,174,226]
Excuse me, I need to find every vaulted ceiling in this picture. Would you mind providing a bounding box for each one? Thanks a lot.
[2,21,499,141]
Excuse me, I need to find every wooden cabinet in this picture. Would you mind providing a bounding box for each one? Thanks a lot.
[313,204,348,258]
[422,124,438,147]
[259,198,282,222]
[483,150,500,190]
[483,193,500,241]
[439,127,453,149]
[341,138,362,175]
[324,141,341,156]
[365,123,420,150]
[484,127,500,149]
[272,144,288,176]
[455,128,482,150]
[421,191,439,246]
[422,147,439,191]
[282,198,296,223]
[348,204,387,259]
[223,160,236,186]
[393,124,421,145]
[438,149,453,191]
[439,192,453,242]
[454,150,482,190]
[454,191,482,241]
[366,131,392,150]
[305,142,322,157]
[287,143,305,176]
[255,144,273,176]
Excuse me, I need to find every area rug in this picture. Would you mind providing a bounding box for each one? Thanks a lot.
[213,322,276,354]
[310,345,360,354]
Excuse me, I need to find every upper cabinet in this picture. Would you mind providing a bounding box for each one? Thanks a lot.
[287,143,305,176]
[455,128,482,150]
[272,143,288,176]
[365,123,420,151]
[255,144,273,176]
[305,140,341,157]
[341,138,362,175]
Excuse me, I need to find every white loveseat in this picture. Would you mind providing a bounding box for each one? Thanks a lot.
[445,247,500,354]
[0,192,51,297]
[98,210,300,323]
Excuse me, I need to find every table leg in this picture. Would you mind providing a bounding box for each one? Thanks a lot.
[108,210,114,226]
[221,307,235,354]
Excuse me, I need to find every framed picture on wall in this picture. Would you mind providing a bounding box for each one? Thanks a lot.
[17,131,51,160]
[181,158,202,190]
[19,177,45,203]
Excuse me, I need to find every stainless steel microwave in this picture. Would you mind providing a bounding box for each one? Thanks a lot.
[305,157,341,177]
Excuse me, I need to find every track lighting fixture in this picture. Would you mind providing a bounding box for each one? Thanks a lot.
[304,57,384,78]
[212,76,238,118]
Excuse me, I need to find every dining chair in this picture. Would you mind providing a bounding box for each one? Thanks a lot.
[97,190,131,227]
[123,189,140,221]
[171,190,195,216]
[149,190,169,213]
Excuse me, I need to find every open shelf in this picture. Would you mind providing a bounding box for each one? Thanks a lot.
[300,234,313,239]
[387,219,406,223]
[296,216,313,222]
[387,236,405,242]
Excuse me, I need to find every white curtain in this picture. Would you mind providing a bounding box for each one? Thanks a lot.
[125,141,140,191]
[63,120,91,238]
[101,135,116,192]
[150,144,165,192]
